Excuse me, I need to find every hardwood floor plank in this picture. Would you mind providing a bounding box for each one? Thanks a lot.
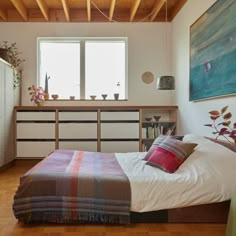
[0,162,227,236]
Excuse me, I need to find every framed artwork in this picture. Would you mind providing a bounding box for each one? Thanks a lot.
[189,0,236,101]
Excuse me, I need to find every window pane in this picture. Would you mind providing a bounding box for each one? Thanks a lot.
[39,41,80,99]
[85,41,126,99]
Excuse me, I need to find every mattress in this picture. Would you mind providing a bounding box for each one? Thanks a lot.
[116,134,236,212]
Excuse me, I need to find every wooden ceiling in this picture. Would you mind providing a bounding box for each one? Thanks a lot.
[0,0,187,23]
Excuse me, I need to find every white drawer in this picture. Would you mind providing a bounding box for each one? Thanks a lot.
[59,123,97,138]
[101,123,139,138]
[101,111,139,120]
[17,141,55,158]
[101,141,139,152]
[59,141,97,152]
[59,111,97,120]
[17,111,55,120]
[17,123,55,138]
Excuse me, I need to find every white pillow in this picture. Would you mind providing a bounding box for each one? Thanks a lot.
[183,134,212,145]
[182,134,236,198]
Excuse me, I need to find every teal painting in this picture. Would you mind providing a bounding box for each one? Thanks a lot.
[190,0,236,101]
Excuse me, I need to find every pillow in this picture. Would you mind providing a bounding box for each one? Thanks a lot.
[206,137,236,153]
[146,137,197,173]
[143,135,184,161]
[143,135,167,161]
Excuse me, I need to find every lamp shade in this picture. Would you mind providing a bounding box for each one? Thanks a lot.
[156,76,175,90]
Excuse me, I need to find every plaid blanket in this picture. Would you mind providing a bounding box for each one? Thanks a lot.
[13,150,131,224]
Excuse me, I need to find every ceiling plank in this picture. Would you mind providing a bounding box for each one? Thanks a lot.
[10,0,28,21]
[61,0,70,22]
[169,0,187,21]
[36,0,49,21]
[150,0,166,22]
[0,10,7,21]
[130,0,141,22]
[87,0,91,22]
[109,0,116,22]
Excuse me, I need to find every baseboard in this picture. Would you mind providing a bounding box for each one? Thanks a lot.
[0,160,16,172]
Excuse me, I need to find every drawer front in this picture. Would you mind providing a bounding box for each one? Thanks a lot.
[101,123,139,138]
[59,123,97,138]
[17,141,55,158]
[17,123,55,139]
[17,111,55,120]
[59,141,97,152]
[59,111,97,121]
[101,141,139,152]
[101,111,139,120]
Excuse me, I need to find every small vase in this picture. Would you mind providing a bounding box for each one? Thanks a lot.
[114,93,119,100]
[36,102,43,107]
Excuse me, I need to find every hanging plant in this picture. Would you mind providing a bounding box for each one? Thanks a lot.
[0,41,25,87]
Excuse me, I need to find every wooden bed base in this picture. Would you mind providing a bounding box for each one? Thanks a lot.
[130,200,230,223]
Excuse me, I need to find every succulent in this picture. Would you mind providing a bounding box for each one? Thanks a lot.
[44,73,50,93]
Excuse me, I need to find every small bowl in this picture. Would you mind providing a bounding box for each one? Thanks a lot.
[90,95,96,100]
[51,94,58,100]
[145,117,152,122]
[153,116,161,121]
[101,94,107,100]
[69,96,75,100]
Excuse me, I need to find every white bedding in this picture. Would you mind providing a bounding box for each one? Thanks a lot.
[116,134,236,212]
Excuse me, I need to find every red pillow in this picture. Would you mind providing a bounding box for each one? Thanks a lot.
[147,138,197,173]
[143,135,184,161]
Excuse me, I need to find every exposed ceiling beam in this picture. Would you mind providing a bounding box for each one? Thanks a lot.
[0,10,7,21]
[130,0,141,22]
[109,0,116,22]
[10,0,28,21]
[150,0,166,22]
[61,0,70,22]
[36,0,49,21]
[87,0,91,22]
[169,0,187,21]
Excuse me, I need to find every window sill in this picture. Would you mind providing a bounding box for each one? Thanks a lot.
[46,99,128,101]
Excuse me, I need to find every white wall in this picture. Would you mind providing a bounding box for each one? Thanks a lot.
[172,0,236,138]
[0,23,175,106]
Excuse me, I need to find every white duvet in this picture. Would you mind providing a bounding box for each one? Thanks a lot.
[115,134,236,212]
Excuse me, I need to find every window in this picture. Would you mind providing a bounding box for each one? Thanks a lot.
[38,38,128,100]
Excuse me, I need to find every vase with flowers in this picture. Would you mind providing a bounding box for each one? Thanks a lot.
[28,85,45,106]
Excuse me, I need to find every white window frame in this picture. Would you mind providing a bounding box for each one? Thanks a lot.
[37,37,128,99]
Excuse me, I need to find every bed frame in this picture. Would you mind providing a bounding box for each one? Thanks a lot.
[131,200,230,223]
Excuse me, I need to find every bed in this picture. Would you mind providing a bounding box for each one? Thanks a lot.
[13,134,236,224]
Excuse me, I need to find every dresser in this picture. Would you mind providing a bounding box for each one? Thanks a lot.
[15,106,178,159]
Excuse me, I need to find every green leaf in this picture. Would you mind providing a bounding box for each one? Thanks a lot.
[221,106,228,114]
[223,112,232,120]
[209,110,220,116]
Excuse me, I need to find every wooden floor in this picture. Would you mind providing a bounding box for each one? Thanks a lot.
[0,161,227,236]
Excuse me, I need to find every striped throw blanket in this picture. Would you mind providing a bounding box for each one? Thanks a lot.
[13,150,131,224]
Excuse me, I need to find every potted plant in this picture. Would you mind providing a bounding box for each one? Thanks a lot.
[44,73,50,100]
[0,41,25,87]
[205,106,236,143]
